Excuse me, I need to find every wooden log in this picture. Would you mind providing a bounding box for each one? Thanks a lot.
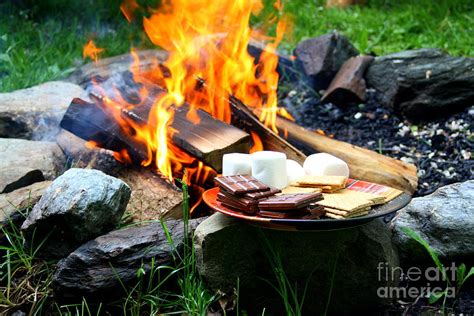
[60,97,148,164]
[130,99,251,172]
[60,96,250,172]
[229,95,307,164]
[263,113,418,194]
[322,55,374,105]
[113,167,183,221]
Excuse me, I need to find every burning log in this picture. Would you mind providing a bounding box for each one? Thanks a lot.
[229,96,307,164]
[60,97,250,172]
[261,113,418,194]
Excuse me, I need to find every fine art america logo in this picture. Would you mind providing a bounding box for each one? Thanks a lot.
[377,262,458,299]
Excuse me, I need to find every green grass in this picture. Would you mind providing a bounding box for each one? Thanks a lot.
[1,0,473,93]
[0,219,54,314]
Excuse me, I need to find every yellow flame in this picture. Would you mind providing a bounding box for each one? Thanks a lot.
[96,0,288,182]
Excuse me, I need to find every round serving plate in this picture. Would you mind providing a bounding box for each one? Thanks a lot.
[202,187,412,231]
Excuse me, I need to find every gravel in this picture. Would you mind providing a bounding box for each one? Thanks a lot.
[281,87,473,196]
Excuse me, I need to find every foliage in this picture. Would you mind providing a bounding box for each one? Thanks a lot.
[0,219,53,314]
[1,0,473,92]
[400,226,474,312]
[259,232,312,316]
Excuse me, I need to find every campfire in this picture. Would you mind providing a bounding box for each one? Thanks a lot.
[61,0,417,218]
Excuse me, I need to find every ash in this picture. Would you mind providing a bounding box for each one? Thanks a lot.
[280,87,474,197]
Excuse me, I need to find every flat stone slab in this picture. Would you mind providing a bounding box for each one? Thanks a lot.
[0,81,85,140]
[0,166,44,193]
[0,138,66,182]
[0,181,51,230]
[194,213,399,314]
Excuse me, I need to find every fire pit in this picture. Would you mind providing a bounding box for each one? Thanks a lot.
[58,0,419,224]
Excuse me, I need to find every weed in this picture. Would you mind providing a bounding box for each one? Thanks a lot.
[0,218,53,314]
[400,226,474,312]
[260,232,313,316]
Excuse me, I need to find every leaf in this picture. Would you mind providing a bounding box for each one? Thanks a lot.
[457,263,466,287]
[459,266,474,289]
[428,290,445,304]
[400,227,445,278]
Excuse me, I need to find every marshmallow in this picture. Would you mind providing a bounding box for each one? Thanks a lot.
[251,151,288,189]
[286,159,305,183]
[303,153,350,178]
[222,153,252,176]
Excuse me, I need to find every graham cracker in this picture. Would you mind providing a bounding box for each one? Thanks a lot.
[325,206,371,217]
[296,184,342,193]
[280,186,322,194]
[347,190,386,205]
[326,210,369,219]
[316,189,374,212]
[381,188,403,203]
[294,175,347,189]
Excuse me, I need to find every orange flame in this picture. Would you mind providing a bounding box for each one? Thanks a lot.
[92,0,288,183]
[250,131,264,153]
[83,40,104,63]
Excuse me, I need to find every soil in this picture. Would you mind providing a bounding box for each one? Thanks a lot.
[280,86,474,197]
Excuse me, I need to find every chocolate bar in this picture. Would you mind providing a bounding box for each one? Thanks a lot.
[218,197,259,214]
[258,192,323,211]
[217,192,260,208]
[258,210,309,219]
[243,187,281,200]
[214,175,270,195]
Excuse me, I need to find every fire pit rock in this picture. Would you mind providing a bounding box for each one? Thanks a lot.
[53,218,206,301]
[0,167,44,194]
[391,180,474,263]
[294,31,359,91]
[194,213,399,314]
[0,181,51,231]
[21,168,131,259]
[0,138,66,187]
[366,49,474,120]
[0,81,85,140]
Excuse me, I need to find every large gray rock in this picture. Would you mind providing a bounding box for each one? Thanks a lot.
[195,213,399,314]
[366,49,474,120]
[0,81,85,140]
[21,168,131,258]
[294,31,359,91]
[53,218,206,301]
[0,181,51,231]
[391,181,474,263]
[0,138,66,181]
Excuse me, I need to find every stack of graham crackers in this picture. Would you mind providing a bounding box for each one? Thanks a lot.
[287,175,402,219]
